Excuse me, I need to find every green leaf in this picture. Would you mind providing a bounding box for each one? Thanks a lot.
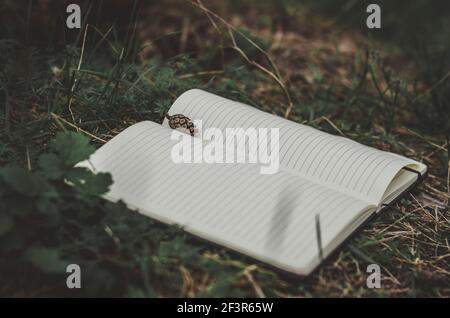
[38,153,63,179]
[36,198,59,224]
[0,166,41,197]
[0,213,14,236]
[25,247,67,274]
[50,132,95,166]
[0,194,35,215]
[66,167,113,196]
[82,264,119,295]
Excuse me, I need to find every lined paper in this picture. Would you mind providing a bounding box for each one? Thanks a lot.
[165,89,426,204]
[79,121,371,275]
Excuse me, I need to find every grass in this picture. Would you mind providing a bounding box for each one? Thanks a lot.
[0,0,448,297]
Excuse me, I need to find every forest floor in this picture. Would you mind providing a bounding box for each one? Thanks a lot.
[0,0,448,297]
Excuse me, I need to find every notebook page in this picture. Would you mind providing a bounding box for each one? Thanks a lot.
[78,121,372,275]
[165,89,426,205]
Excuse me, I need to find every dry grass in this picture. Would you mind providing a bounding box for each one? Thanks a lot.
[0,0,448,297]
[135,1,450,297]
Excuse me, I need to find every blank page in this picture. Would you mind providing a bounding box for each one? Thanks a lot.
[165,89,427,205]
[78,121,371,275]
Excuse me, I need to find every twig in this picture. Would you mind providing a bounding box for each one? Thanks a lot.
[402,127,447,152]
[412,70,450,103]
[319,116,346,137]
[67,24,90,125]
[88,25,117,57]
[179,265,195,298]
[227,29,293,117]
[190,0,294,118]
[178,70,224,79]
[192,0,282,77]
[50,113,107,143]
[26,145,31,171]
[242,265,265,298]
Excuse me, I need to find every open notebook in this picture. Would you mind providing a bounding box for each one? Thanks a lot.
[78,89,426,276]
